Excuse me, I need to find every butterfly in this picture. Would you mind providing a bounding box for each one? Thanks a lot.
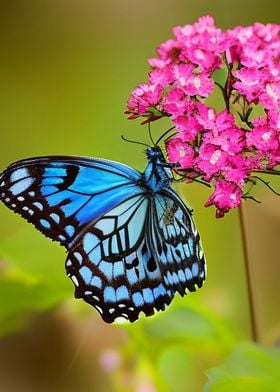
[0,146,206,323]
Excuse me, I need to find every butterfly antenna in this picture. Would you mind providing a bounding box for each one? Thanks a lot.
[148,122,156,146]
[155,126,176,145]
[121,135,150,148]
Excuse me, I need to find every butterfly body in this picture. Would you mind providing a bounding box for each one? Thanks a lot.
[0,147,206,323]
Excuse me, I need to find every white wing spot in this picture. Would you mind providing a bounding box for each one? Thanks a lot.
[71,275,79,287]
[114,316,128,323]
[94,305,103,314]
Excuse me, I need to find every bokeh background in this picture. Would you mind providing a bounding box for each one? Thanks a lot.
[0,1,279,391]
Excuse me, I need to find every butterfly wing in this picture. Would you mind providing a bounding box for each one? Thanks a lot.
[1,154,206,323]
[0,156,142,247]
[148,189,206,297]
[66,192,176,323]
[66,187,205,323]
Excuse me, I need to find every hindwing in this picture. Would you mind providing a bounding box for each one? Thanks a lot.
[149,190,206,296]
[66,195,174,322]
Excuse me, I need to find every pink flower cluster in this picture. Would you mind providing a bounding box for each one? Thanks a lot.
[126,16,280,217]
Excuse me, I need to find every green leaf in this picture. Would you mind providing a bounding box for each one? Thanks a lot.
[211,67,228,87]
[205,342,280,392]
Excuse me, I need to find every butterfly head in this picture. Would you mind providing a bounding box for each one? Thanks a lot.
[144,146,177,189]
[146,146,180,170]
[146,146,166,164]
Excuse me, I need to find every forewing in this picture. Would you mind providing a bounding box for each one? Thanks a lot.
[148,190,206,296]
[66,194,175,323]
[0,156,142,247]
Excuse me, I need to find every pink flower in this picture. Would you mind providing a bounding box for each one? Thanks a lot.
[203,127,245,154]
[167,100,207,141]
[224,168,248,186]
[259,80,280,110]
[173,63,195,87]
[127,83,163,116]
[233,68,269,104]
[126,16,280,217]
[268,149,280,168]
[162,87,189,117]
[205,181,243,217]
[195,103,216,129]
[246,118,279,152]
[173,16,225,71]
[226,22,280,69]
[173,16,224,52]
[173,115,201,141]
[148,39,183,68]
[173,64,214,96]
[166,136,195,168]
[149,65,175,87]
[195,144,229,179]
[224,155,252,186]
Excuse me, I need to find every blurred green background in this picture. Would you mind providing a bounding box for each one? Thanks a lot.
[0,1,279,391]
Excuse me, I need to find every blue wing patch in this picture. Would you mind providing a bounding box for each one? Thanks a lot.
[0,156,142,247]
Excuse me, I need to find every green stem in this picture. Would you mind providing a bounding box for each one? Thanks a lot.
[238,201,260,343]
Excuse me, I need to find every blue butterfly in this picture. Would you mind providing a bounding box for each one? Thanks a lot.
[0,146,206,322]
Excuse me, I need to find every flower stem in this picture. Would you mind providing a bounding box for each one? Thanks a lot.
[238,201,260,343]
